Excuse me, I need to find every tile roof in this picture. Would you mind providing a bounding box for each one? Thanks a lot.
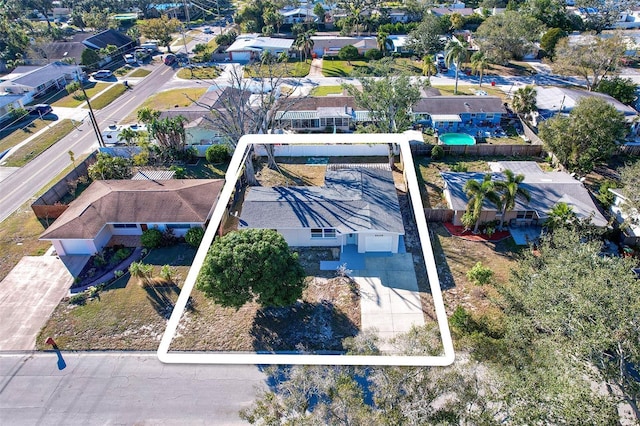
[41,179,224,240]
[240,166,405,234]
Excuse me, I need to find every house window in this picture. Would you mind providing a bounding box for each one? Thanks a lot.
[113,223,137,228]
[167,224,191,229]
[516,211,537,220]
[311,228,336,239]
[486,114,494,120]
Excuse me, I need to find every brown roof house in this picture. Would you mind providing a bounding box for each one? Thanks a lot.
[40,179,224,256]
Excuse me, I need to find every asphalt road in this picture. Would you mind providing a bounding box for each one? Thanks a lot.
[0,62,176,224]
[0,352,267,425]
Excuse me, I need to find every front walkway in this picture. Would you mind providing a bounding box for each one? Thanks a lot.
[308,58,324,77]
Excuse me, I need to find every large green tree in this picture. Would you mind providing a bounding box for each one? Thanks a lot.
[503,228,640,419]
[405,14,446,58]
[196,229,306,308]
[87,153,133,180]
[511,85,537,120]
[619,160,640,227]
[595,76,639,105]
[138,16,182,52]
[551,34,626,91]
[539,96,627,172]
[475,11,544,64]
[470,50,490,87]
[539,27,567,58]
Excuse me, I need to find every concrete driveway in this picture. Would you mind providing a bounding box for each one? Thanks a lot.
[354,253,425,353]
[0,255,74,350]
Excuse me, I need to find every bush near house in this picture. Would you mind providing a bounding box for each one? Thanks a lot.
[141,228,163,248]
[206,144,229,164]
[185,227,205,247]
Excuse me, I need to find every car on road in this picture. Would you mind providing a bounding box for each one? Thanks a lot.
[164,54,176,65]
[27,104,52,116]
[123,54,136,64]
[92,70,113,79]
[203,27,212,34]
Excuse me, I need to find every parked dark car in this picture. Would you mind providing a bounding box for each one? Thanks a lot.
[28,104,52,116]
[164,54,176,65]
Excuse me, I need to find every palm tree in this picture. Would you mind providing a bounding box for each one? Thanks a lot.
[377,31,390,56]
[445,39,469,95]
[118,127,139,146]
[464,174,502,234]
[511,86,538,120]
[495,169,530,230]
[137,107,160,125]
[544,202,577,231]
[422,54,437,82]
[470,51,490,87]
[295,30,315,62]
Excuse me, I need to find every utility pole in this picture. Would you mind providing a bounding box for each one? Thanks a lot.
[80,80,105,148]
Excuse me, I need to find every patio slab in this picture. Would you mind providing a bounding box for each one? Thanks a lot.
[510,225,542,245]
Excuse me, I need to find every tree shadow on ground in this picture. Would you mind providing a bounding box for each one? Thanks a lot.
[251,300,357,353]
[143,282,196,318]
[429,224,456,291]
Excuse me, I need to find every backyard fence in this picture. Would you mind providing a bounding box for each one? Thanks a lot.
[410,143,543,157]
[31,152,97,221]
[423,209,455,222]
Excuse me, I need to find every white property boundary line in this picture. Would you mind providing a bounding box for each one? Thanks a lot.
[157,133,455,366]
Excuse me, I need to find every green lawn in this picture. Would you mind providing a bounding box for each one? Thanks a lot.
[3,119,77,167]
[52,83,108,108]
[244,59,311,78]
[123,88,207,122]
[310,85,344,96]
[432,85,506,99]
[84,84,128,110]
[321,57,423,77]
[0,118,51,154]
[129,68,152,77]
[322,59,364,77]
[176,66,220,79]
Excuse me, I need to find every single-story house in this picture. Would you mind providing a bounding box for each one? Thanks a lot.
[0,94,24,124]
[429,7,476,17]
[239,165,405,253]
[225,34,294,62]
[535,86,639,136]
[273,96,370,131]
[281,7,319,24]
[442,161,607,228]
[40,32,93,63]
[40,179,224,256]
[609,188,640,244]
[311,36,378,58]
[0,62,83,104]
[386,35,411,55]
[83,29,135,64]
[412,96,507,131]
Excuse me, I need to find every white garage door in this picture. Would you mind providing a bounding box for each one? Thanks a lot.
[364,234,393,252]
[231,51,251,62]
[61,239,92,255]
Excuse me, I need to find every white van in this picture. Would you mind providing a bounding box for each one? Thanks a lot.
[140,41,159,52]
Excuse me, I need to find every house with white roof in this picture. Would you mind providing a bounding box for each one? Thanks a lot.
[609,188,640,244]
[0,94,25,124]
[0,62,83,104]
[225,34,294,62]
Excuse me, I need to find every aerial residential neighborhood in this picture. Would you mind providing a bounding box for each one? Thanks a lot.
[0,0,640,423]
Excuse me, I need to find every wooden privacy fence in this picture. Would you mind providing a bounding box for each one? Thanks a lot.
[410,143,543,157]
[423,209,455,222]
[31,153,97,220]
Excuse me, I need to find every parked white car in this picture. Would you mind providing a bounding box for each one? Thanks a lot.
[92,70,113,79]
[124,54,136,64]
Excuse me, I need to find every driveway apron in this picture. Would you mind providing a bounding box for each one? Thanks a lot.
[0,256,73,350]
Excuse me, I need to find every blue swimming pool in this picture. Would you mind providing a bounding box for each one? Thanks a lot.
[439,133,476,146]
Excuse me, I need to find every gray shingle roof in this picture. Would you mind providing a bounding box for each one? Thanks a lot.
[442,164,607,226]
[240,167,405,234]
[83,29,133,49]
[41,179,224,240]
[413,96,507,115]
[0,62,81,88]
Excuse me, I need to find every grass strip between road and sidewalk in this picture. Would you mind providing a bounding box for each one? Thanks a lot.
[0,119,52,155]
[53,83,109,108]
[84,84,128,110]
[2,119,77,168]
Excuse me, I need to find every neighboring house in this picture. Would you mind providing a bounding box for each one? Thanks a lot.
[281,7,319,24]
[429,7,475,17]
[40,179,224,256]
[412,96,507,131]
[609,188,640,244]
[225,34,294,62]
[441,161,607,228]
[311,36,378,58]
[83,29,135,64]
[42,32,93,63]
[273,96,367,132]
[0,61,83,104]
[240,165,405,253]
[0,94,24,124]
[102,123,148,145]
[386,35,411,55]
[535,86,640,136]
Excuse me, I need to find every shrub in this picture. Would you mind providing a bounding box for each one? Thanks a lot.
[160,264,177,281]
[451,163,468,172]
[364,48,383,60]
[206,144,230,164]
[170,165,186,178]
[185,227,205,247]
[449,305,475,334]
[431,145,444,160]
[114,269,124,278]
[93,252,107,267]
[596,179,618,209]
[141,228,163,248]
[69,293,87,305]
[466,262,494,285]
